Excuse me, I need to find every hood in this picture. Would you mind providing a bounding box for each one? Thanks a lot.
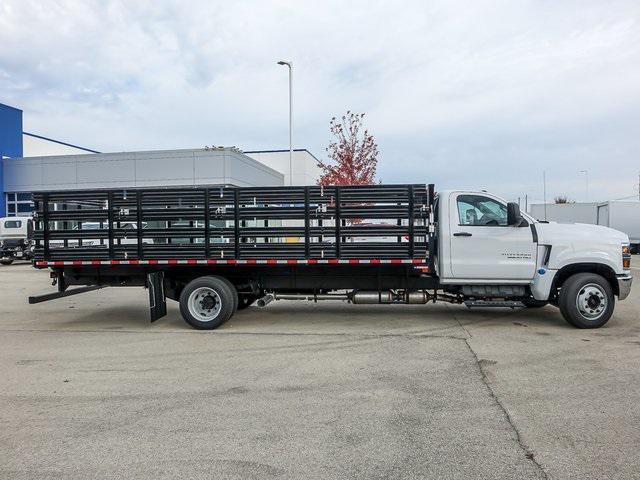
[536,221,629,245]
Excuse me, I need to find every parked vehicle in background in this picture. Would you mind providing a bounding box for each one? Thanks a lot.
[28,184,633,330]
[530,201,640,254]
[0,216,35,265]
[597,202,640,254]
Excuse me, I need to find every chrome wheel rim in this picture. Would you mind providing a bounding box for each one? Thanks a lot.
[576,283,607,320]
[188,287,222,322]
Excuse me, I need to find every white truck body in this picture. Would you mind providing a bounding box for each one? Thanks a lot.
[437,191,632,304]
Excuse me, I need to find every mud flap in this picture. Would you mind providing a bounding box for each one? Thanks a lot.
[147,272,167,322]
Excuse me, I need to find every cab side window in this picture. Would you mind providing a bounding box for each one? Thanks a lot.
[457,195,508,226]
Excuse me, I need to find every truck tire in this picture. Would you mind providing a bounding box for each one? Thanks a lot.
[179,276,236,330]
[237,296,256,310]
[558,273,614,328]
[0,258,13,266]
[217,277,239,314]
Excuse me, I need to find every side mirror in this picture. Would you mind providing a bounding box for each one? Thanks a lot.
[507,202,523,226]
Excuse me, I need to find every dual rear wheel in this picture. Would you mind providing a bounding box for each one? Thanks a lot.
[179,276,237,330]
[178,276,257,329]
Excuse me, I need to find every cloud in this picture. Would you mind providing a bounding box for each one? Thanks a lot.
[1,0,639,202]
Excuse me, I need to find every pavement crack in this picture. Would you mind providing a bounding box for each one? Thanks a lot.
[462,337,550,480]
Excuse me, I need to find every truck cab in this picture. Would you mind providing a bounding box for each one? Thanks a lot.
[437,191,633,327]
[0,216,35,265]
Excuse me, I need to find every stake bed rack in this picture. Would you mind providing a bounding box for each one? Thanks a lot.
[33,184,436,270]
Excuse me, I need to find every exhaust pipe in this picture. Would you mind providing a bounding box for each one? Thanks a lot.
[256,294,274,307]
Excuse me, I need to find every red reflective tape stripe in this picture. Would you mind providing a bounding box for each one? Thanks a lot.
[39,258,429,266]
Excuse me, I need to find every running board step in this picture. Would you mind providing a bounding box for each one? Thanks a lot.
[464,300,524,308]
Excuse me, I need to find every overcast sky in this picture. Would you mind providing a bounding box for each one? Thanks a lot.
[1,0,639,203]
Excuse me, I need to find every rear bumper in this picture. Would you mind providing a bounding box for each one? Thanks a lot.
[617,274,633,301]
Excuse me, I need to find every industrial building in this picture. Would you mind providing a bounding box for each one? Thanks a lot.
[0,102,321,217]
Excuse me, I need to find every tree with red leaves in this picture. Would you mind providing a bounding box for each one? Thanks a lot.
[318,111,379,186]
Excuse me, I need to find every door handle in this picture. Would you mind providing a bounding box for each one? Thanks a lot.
[453,232,472,237]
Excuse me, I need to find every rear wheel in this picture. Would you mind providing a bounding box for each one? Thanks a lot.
[0,258,13,266]
[179,276,236,330]
[217,277,239,314]
[558,273,614,328]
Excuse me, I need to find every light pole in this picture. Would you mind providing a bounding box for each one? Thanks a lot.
[277,60,293,185]
[580,170,589,202]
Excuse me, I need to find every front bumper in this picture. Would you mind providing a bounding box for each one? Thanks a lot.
[617,274,633,300]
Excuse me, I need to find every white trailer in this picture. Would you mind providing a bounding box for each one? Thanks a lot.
[597,202,640,253]
[530,202,640,254]
[529,203,599,224]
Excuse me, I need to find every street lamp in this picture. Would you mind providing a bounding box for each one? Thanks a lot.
[580,170,589,202]
[277,60,293,185]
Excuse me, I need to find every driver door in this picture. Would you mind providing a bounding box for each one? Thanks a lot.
[449,193,537,280]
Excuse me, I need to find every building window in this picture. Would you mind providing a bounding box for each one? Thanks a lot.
[5,192,34,217]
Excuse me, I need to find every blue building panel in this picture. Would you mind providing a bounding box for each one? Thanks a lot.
[0,103,24,215]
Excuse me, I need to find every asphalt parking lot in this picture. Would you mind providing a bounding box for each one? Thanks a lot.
[1,261,639,479]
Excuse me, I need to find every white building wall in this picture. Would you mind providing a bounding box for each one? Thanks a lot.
[3,148,284,192]
[246,150,321,186]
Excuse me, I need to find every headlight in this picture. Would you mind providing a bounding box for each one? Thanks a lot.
[623,244,631,270]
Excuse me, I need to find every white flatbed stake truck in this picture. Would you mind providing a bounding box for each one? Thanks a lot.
[29,184,633,329]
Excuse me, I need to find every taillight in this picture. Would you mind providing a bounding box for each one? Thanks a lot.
[622,245,631,269]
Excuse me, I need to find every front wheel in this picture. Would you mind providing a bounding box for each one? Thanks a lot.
[0,258,13,266]
[558,273,614,328]
[179,276,237,330]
